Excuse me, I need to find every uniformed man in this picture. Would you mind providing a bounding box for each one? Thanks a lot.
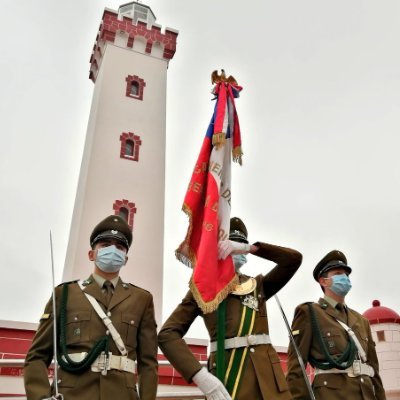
[24,215,158,400]
[286,250,386,400]
[158,217,302,400]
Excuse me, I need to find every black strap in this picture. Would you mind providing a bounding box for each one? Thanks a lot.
[306,302,357,370]
[57,283,109,374]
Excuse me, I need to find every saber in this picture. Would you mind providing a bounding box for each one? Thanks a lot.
[49,231,64,400]
[274,295,316,400]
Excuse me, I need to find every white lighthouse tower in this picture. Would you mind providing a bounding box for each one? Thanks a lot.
[363,300,400,400]
[63,2,178,325]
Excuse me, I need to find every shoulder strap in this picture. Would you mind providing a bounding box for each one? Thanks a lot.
[78,281,127,356]
[335,319,367,362]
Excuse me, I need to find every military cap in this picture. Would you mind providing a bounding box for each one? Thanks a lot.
[313,249,352,281]
[90,215,132,250]
[229,217,248,244]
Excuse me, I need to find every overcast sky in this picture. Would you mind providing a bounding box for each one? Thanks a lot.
[0,0,399,346]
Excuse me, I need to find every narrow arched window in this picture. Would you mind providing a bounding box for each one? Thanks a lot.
[125,75,146,101]
[113,200,137,230]
[119,207,129,222]
[120,132,142,162]
[130,82,139,96]
[125,140,134,157]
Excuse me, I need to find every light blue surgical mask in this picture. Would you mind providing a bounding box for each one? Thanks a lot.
[232,254,247,271]
[330,274,352,297]
[95,245,126,273]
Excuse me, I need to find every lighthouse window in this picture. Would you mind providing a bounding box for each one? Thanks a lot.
[125,140,134,157]
[125,75,146,101]
[119,207,129,222]
[130,82,139,96]
[120,132,142,162]
[377,330,385,342]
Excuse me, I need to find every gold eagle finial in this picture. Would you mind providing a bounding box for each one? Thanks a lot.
[211,69,237,85]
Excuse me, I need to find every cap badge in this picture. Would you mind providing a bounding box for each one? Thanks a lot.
[111,230,118,235]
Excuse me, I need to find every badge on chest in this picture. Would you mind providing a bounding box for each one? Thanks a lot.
[231,277,259,311]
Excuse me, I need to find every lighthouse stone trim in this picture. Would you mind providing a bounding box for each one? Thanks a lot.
[90,8,178,83]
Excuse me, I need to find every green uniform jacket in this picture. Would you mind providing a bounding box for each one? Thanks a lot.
[286,298,386,400]
[158,242,302,400]
[24,276,158,400]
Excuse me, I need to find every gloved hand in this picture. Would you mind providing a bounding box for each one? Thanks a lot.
[218,240,251,260]
[192,367,232,400]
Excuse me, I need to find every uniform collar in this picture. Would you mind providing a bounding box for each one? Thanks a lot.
[323,294,347,310]
[92,272,119,288]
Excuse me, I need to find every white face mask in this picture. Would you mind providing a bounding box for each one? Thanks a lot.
[232,254,248,271]
[95,245,126,273]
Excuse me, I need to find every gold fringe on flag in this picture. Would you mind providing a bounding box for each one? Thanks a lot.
[232,146,243,166]
[175,203,196,269]
[189,273,239,314]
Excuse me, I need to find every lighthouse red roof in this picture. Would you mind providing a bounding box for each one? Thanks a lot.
[363,300,400,325]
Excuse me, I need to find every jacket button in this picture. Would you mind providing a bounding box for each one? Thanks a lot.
[250,348,255,353]
[57,379,61,384]
[130,320,135,325]
[107,311,112,317]
[324,381,327,386]
[361,378,364,383]
[74,316,78,321]
[106,330,110,335]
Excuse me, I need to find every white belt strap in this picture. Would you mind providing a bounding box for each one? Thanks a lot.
[315,361,375,378]
[210,333,271,352]
[66,352,135,374]
[335,319,367,363]
[78,281,127,356]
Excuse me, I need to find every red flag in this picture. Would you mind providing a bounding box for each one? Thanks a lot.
[176,79,243,313]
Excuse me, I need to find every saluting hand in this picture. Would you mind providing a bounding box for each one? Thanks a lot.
[218,240,251,260]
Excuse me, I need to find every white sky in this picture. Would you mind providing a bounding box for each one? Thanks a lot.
[0,0,399,347]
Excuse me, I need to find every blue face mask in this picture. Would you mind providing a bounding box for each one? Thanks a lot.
[95,245,126,273]
[330,274,352,297]
[232,254,247,271]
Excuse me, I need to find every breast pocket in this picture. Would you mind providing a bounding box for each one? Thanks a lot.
[65,310,91,345]
[121,314,139,348]
[321,327,345,356]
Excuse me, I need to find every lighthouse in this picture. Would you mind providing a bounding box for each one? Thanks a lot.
[63,2,178,325]
[363,300,400,399]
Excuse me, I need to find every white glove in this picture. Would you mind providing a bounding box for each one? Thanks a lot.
[192,367,232,400]
[218,240,251,260]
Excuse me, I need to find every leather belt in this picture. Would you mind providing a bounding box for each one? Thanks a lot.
[67,352,136,374]
[315,361,375,378]
[210,333,271,352]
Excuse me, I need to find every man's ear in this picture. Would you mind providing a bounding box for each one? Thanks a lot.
[88,249,96,261]
[124,256,128,265]
[318,276,328,289]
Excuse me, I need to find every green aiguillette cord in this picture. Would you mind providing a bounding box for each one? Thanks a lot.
[216,299,226,381]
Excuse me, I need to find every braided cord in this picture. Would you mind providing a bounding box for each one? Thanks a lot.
[306,303,357,370]
[57,283,109,374]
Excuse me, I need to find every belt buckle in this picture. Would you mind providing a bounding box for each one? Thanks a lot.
[348,360,362,377]
[99,351,111,376]
[247,335,257,346]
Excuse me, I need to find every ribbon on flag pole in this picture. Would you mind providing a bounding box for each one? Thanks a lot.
[175,71,243,313]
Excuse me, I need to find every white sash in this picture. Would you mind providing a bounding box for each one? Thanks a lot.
[335,318,367,363]
[78,281,127,356]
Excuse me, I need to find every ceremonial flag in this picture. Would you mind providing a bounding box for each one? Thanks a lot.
[176,75,243,313]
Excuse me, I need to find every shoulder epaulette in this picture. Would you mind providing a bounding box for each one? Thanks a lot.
[127,282,150,294]
[57,279,79,287]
